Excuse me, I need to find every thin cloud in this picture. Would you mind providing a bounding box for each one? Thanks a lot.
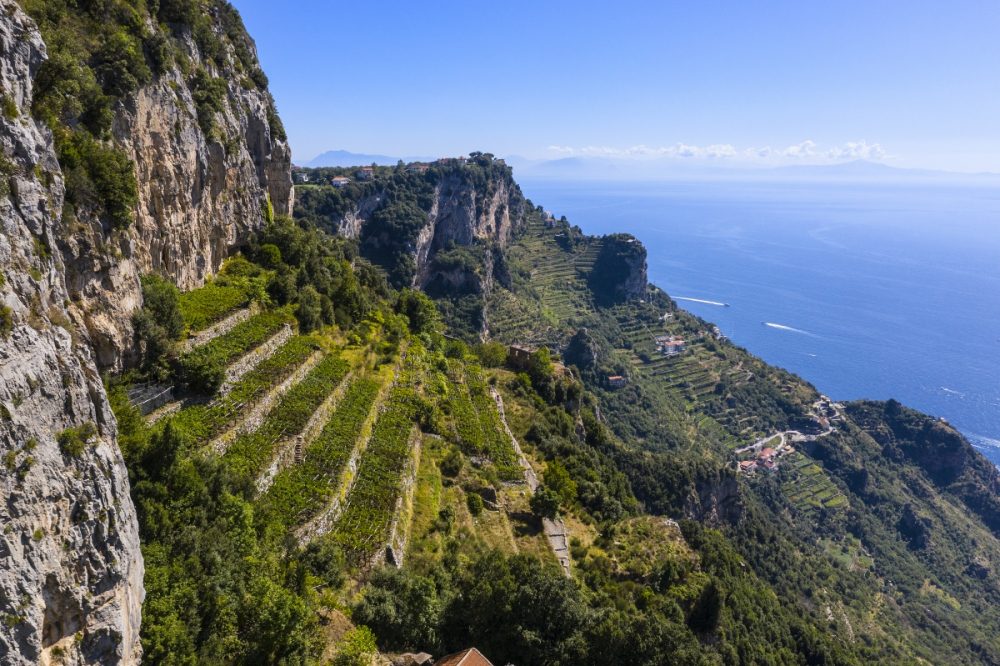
[826,140,886,160]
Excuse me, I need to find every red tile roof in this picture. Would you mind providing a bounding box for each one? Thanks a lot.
[435,648,494,666]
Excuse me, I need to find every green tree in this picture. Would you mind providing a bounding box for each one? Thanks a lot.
[333,626,377,666]
[353,567,442,651]
[93,30,151,97]
[134,274,182,371]
[141,275,183,339]
[528,347,555,400]
[258,243,282,268]
[396,288,442,336]
[267,268,296,305]
[475,341,508,368]
[296,285,323,332]
[530,485,561,520]
[467,492,484,516]
[544,461,578,507]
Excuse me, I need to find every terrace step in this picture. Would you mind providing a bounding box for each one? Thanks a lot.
[255,368,353,494]
[182,303,259,352]
[210,350,324,455]
[128,381,176,416]
[295,356,403,545]
[219,324,295,395]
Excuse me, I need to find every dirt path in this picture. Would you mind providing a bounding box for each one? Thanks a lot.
[492,388,571,576]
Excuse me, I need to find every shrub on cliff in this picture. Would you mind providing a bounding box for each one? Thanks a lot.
[134,274,183,373]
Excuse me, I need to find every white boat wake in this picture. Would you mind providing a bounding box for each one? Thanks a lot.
[675,296,728,307]
[763,322,814,336]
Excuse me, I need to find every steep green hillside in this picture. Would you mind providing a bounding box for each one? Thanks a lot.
[103,153,1000,665]
[109,218,868,664]
[478,197,1000,664]
[11,1,997,662]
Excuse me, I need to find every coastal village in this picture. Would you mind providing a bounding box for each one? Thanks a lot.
[734,396,843,474]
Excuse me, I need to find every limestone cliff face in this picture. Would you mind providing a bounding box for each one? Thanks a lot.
[320,160,525,291]
[415,169,523,269]
[59,10,292,369]
[0,2,291,663]
[0,6,142,664]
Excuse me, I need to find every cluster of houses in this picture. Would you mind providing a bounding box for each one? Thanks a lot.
[655,334,686,357]
[738,444,794,474]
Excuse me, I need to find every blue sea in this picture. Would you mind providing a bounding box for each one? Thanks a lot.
[519,179,1000,465]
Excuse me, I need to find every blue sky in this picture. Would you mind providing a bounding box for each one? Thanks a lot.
[232,1,1000,171]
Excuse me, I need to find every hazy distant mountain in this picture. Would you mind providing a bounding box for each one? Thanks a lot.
[302,150,400,168]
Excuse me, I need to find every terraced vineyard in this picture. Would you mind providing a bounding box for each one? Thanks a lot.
[178,281,254,332]
[179,306,296,378]
[445,362,521,480]
[331,382,420,568]
[465,367,521,480]
[781,451,848,512]
[165,334,320,441]
[260,376,382,529]
[223,354,350,480]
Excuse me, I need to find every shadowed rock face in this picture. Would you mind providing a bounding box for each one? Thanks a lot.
[588,234,648,305]
[0,2,291,663]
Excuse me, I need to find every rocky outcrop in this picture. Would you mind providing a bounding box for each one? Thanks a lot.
[418,170,523,260]
[58,11,292,370]
[0,5,142,664]
[0,2,292,663]
[311,158,525,292]
[588,233,647,305]
[684,471,744,525]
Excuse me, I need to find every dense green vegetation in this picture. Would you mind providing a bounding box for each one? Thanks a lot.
[251,217,386,331]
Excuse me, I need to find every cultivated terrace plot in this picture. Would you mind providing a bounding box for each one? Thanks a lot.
[176,256,268,333]
[260,376,383,530]
[781,451,848,512]
[445,361,521,480]
[179,306,296,378]
[446,360,487,455]
[465,367,521,480]
[179,281,254,333]
[331,382,420,568]
[223,354,350,481]
[165,335,319,441]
